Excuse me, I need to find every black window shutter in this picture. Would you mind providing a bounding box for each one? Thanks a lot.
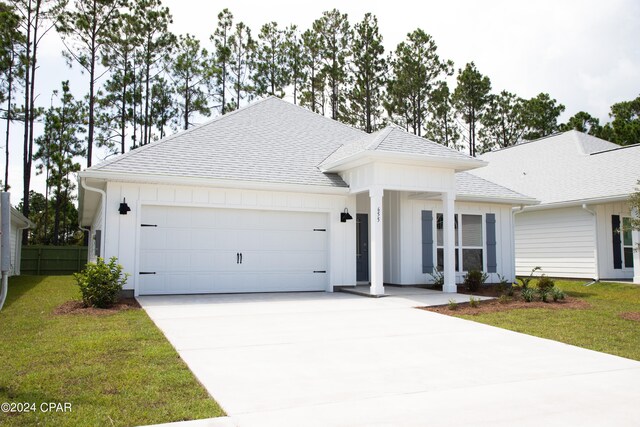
[612,215,622,270]
[486,214,497,273]
[422,210,434,273]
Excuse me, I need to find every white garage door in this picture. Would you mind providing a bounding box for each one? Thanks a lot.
[138,205,329,295]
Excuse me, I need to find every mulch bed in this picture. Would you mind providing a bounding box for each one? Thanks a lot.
[53,298,140,316]
[619,312,640,322]
[421,296,590,316]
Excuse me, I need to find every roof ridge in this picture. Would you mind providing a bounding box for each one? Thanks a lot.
[278,96,369,137]
[88,96,275,171]
[590,142,640,155]
[366,127,394,150]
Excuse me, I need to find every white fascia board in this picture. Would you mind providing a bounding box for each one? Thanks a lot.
[78,170,351,195]
[320,151,486,173]
[456,195,540,206]
[521,194,630,211]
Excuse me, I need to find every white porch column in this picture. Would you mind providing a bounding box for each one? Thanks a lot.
[369,187,384,295]
[442,191,457,293]
[633,208,640,284]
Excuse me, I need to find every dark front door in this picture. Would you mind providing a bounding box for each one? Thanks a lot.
[356,214,369,282]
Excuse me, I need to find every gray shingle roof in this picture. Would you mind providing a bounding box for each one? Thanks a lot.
[472,130,640,205]
[455,172,535,202]
[90,97,365,188]
[87,97,535,205]
[320,126,472,166]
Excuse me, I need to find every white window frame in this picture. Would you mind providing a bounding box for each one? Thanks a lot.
[435,212,487,273]
[622,216,634,270]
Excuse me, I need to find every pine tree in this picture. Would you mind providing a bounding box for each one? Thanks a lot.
[299,28,324,114]
[33,81,85,244]
[387,29,452,136]
[228,21,253,109]
[253,21,288,98]
[97,11,140,154]
[284,25,305,105]
[56,0,122,167]
[170,33,210,129]
[314,9,350,120]
[132,0,174,146]
[478,90,526,152]
[424,82,461,148]
[452,62,492,156]
[0,2,25,191]
[210,8,233,115]
[348,13,385,133]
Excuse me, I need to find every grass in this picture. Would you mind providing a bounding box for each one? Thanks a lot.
[0,276,224,426]
[457,279,640,361]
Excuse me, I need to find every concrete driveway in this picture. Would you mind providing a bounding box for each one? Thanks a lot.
[138,289,640,426]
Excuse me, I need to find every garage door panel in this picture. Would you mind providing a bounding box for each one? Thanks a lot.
[139,206,329,295]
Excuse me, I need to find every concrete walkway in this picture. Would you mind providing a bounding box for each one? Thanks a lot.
[138,289,640,426]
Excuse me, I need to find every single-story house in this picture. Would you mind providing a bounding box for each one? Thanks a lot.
[471,130,640,283]
[78,97,536,297]
[0,194,34,276]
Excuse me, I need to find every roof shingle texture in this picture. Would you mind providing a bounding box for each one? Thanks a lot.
[455,172,532,201]
[472,130,640,205]
[321,126,472,166]
[91,97,365,187]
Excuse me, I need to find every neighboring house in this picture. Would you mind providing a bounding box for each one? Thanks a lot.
[0,199,34,276]
[78,97,535,297]
[471,130,640,284]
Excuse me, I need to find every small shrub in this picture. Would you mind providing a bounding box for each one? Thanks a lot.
[552,287,566,302]
[447,299,458,311]
[537,275,555,292]
[521,287,536,303]
[463,270,488,292]
[74,257,130,308]
[498,294,511,304]
[428,269,445,287]
[517,266,542,289]
[469,296,480,308]
[538,288,550,303]
[497,274,515,296]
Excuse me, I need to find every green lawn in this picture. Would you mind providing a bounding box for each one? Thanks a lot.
[0,276,224,426]
[458,279,640,361]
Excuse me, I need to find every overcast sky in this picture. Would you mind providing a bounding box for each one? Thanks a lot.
[4,0,640,204]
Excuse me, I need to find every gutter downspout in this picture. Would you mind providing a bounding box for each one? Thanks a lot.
[80,177,106,259]
[512,205,525,281]
[582,204,600,282]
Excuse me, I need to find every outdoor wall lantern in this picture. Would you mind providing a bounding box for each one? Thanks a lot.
[340,208,353,223]
[118,198,131,215]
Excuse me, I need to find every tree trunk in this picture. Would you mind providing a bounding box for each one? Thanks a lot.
[22,0,34,244]
[4,54,13,191]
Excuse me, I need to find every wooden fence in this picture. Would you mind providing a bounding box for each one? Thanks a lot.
[21,245,88,275]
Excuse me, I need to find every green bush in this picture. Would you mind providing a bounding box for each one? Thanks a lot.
[74,257,130,308]
[447,299,458,311]
[516,266,542,289]
[463,270,488,292]
[537,275,555,291]
[538,288,550,303]
[469,296,480,308]
[552,287,566,302]
[521,287,536,303]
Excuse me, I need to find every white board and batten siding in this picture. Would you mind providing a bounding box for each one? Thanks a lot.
[356,192,515,285]
[515,207,597,279]
[102,181,356,295]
